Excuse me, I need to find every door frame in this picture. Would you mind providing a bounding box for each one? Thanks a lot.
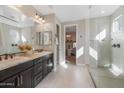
[55,23,61,65]
[56,24,60,64]
[64,24,78,65]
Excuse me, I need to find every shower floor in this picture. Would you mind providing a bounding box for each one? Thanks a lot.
[89,67,124,88]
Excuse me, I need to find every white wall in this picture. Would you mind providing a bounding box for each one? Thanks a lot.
[55,16,63,65]
[33,14,55,51]
[84,19,90,64]
[33,14,59,70]
[61,16,111,66]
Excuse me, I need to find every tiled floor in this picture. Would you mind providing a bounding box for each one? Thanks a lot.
[36,63,94,88]
[66,56,76,64]
[89,67,124,88]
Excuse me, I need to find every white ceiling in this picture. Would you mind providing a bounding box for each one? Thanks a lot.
[33,5,120,22]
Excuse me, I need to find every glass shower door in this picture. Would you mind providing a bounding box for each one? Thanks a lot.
[111,14,124,78]
[88,6,124,88]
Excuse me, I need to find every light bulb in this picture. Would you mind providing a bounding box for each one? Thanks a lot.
[35,13,39,18]
[42,18,45,23]
[39,16,43,21]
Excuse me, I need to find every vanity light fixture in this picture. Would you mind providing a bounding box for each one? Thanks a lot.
[35,13,45,23]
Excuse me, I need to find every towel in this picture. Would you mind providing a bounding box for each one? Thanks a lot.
[55,37,58,45]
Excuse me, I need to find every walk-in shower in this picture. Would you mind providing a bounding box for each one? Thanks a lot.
[88,5,124,88]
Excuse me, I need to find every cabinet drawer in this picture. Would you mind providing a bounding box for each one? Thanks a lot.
[0,75,17,88]
[34,63,43,75]
[34,72,43,87]
[34,57,44,65]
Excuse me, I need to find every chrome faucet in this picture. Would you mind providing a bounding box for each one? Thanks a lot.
[10,54,13,59]
[0,54,14,61]
[4,54,8,60]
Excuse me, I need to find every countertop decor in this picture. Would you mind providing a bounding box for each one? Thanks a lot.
[18,44,32,53]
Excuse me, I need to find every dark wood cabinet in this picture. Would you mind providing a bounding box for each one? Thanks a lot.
[0,67,32,88]
[32,54,54,87]
[0,53,53,88]
[47,54,54,73]
[17,68,32,88]
[42,54,54,79]
[0,74,18,88]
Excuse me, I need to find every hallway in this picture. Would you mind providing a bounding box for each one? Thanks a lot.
[36,63,94,88]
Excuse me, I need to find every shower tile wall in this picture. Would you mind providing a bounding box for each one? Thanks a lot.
[111,6,124,75]
[89,16,111,67]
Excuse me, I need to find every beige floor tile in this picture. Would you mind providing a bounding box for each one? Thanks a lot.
[36,63,94,88]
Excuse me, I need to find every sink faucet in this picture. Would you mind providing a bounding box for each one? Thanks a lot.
[10,54,13,59]
[4,54,8,60]
[0,54,14,61]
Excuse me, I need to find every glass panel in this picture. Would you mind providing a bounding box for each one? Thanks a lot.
[88,5,124,88]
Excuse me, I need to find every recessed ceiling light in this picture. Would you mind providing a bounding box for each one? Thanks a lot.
[101,11,105,14]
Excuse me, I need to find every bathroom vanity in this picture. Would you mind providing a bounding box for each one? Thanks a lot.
[0,51,53,88]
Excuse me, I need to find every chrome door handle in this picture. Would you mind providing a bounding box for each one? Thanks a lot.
[112,44,116,48]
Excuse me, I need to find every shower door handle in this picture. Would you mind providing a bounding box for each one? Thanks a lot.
[117,44,120,48]
[112,44,116,48]
[112,44,120,48]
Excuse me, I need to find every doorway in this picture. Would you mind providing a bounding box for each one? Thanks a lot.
[65,24,77,65]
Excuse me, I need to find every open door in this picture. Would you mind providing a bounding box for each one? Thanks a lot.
[65,25,76,65]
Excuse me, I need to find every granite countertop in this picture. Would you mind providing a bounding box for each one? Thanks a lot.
[0,51,53,71]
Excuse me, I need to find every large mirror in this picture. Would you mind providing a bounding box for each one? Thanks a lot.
[0,6,35,55]
[43,31,52,46]
[36,31,52,46]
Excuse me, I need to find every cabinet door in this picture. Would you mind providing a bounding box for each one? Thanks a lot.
[42,58,48,78]
[47,56,54,72]
[17,68,32,88]
[0,75,18,88]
